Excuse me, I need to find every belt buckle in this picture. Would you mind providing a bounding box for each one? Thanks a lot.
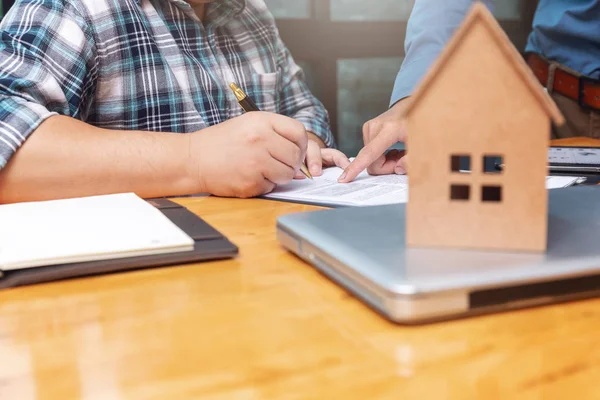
[578,75,600,111]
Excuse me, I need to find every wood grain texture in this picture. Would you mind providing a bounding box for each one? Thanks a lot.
[0,139,599,399]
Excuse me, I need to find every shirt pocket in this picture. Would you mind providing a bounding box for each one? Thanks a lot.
[249,71,280,113]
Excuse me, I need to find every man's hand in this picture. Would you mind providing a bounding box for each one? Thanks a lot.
[298,132,351,178]
[338,99,409,183]
[193,112,308,198]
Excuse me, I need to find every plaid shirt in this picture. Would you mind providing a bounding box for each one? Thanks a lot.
[0,0,334,169]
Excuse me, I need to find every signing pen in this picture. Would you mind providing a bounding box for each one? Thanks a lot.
[229,82,313,180]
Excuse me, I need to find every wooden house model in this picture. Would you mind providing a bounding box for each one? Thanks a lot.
[404,2,564,252]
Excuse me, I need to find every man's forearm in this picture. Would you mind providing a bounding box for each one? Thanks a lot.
[0,116,202,203]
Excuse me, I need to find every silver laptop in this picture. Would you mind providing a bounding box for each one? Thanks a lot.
[276,185,600,324]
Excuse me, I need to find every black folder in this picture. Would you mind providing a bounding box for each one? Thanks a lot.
[0,199,238,289]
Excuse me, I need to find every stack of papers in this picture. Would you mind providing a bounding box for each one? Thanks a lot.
[0,193,194,271]
[265,164,584,208]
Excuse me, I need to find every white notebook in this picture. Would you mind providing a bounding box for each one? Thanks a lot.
[0,193,195,271]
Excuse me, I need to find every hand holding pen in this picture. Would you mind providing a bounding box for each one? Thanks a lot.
[230,82,313,180]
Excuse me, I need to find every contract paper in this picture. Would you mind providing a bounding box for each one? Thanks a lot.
[265,165,583,207]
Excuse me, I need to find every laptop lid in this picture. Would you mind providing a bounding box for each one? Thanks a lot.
[277,186,600,323]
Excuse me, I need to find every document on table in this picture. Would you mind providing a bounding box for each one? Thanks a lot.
[0,193,195,271]
[265,166,409,207]
[264,164,584,208]
[546,176,586,189]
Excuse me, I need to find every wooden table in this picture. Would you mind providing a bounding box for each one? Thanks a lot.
[2,140,600,399]
[552,137,600,148]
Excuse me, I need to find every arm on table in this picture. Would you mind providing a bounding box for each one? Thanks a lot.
[0,116,201,203]
[0,111,312,203]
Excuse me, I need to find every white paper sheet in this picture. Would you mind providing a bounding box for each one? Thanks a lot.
[0,193,194,271]
[265,166,408,207]
[265,165,584,207]
[546,176,586,189]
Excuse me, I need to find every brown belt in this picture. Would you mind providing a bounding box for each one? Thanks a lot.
[527,53,600,111]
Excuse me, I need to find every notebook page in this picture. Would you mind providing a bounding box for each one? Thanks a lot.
[0,193,194,271]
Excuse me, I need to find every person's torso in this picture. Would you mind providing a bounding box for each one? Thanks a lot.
[81,0,283,133]
[526,0,600,79]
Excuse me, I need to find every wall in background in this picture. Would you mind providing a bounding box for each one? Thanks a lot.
[265,0,536,156]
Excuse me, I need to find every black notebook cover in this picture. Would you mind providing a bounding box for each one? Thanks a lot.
[0,199,238,289]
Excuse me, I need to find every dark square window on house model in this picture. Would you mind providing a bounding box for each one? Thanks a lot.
[482,185,502,202]
[483,155,503,174]
[451,155,471,173]
[450,184,470,201]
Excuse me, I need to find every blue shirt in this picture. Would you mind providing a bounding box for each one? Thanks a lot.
[391,0,600,106]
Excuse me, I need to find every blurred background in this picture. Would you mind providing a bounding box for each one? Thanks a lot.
[264,0,539,156]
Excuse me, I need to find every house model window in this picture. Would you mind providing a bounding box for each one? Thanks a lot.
[482,185,502,202]
[483,155,503,174]
[451,184,470,201]
[451,155,471,173]
[449,154,504,203]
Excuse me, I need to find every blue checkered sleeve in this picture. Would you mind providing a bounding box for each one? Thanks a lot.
[275,36,336,149]
[0,0,96,169]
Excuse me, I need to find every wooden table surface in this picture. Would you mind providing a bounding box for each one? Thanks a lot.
[552,137,600,148]
[2,139,600,399]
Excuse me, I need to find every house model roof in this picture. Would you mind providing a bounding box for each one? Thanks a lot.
[403,2,565,126]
